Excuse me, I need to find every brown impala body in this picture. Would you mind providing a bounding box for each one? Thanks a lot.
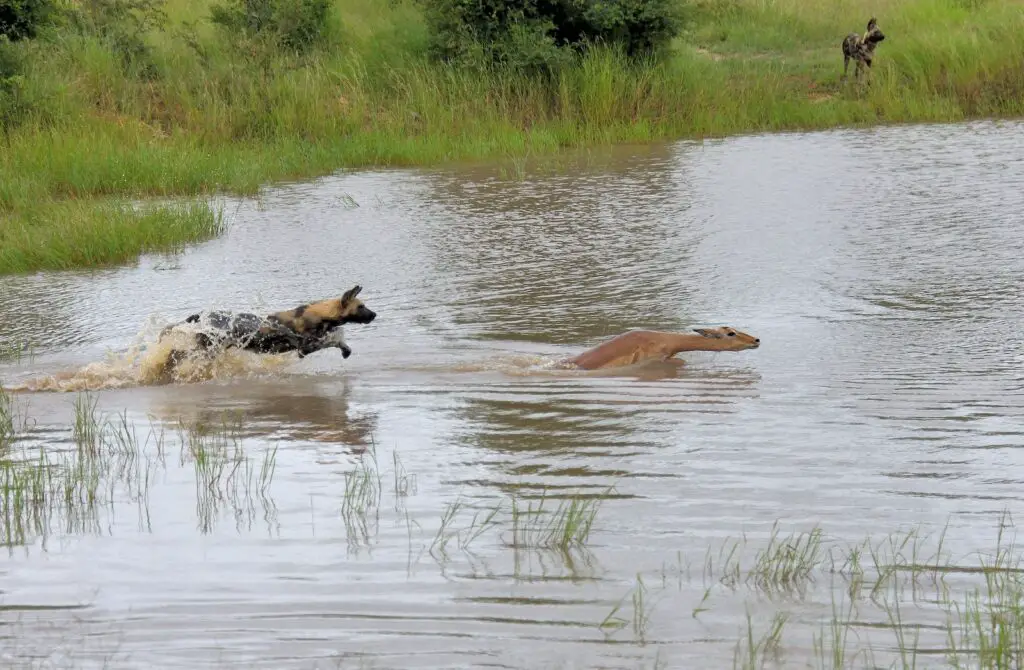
[565,327,760,371]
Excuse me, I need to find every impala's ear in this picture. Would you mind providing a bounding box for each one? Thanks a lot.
[341,285,362,303]
[693,328,722,339]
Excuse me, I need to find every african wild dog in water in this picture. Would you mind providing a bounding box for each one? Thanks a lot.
[842,17,885,82]
[158,285,377,371]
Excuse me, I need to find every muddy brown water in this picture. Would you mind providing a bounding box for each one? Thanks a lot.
[2,120,1024,669]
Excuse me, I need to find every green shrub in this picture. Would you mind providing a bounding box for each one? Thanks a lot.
[0,0,55,41]
[564,0,684,57]
[0,36,28,129]
[65,0,169,78]
[422,0,683,72]
[210,0,333,54]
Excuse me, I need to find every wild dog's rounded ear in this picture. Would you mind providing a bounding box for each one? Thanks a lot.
[867,17,877,29]
[341,285,363,302]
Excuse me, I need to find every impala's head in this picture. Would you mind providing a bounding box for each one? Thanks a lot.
[693,326,761,351]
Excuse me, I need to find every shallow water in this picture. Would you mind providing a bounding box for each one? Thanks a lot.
[2,119,1024,669]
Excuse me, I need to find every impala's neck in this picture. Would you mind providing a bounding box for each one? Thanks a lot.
[665,333,734,355]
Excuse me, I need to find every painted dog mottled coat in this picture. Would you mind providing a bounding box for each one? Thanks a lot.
[159,285,377,367]
[842,17,886,82]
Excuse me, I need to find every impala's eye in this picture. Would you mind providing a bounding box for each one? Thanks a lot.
[727,332,736,337]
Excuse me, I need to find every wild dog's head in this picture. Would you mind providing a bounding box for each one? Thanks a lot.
[864,17,884,45]
[692,326,761,351]
[331,285,376,325]
[295,286,373,360]
[269,285,377,334]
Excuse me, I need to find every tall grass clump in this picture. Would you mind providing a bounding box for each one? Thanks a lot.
[0,200,224,274]
[0,386,18,450]
[2,392,166,550]
[508,489,603,551]
[600,573,658,643]
[428,485,612,568]
[176,411,278,533]
[732,610,788,670]
[341,440,383,550]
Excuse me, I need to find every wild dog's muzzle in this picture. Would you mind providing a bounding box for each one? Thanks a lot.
[351,305,376,324]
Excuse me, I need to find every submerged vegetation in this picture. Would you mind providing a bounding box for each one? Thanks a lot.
[0,0,1022,274]
[0,392,280,547]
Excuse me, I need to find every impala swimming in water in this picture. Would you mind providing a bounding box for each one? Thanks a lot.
[564,326,760,371]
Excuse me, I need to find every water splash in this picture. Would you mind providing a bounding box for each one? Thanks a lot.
[447,353,576,376]
[7,314,296,393]
[430,352,691,379]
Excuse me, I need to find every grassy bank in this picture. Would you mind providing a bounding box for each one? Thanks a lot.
[2,0,1023,274]
[0,199,223,274]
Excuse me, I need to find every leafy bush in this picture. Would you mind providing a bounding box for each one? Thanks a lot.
[65,0,169,78]
[566,0,684,57]
[0,0,55,41]
[422,0,683,71]
[210,0,332,54]
[0,36,28,129]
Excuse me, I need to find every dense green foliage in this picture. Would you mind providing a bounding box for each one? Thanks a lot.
[209,0,333,53]
[0,0,54,41]
[422,0,683,71]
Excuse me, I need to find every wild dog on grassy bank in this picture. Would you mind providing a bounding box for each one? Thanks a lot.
[158,285,377,371]
[842,17,886,82]
[565,327,760,371]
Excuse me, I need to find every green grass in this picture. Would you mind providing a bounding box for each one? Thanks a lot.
[0,393,287,549]
[0,386,18,450]
[176,410,278,533]
[508,488,604,551]
[2,0,1023,274]
[0,199,224,274]
[733,610,789,670]
[680,512,1024,669]
[600,573,659,643]
[341,439,384,551]
[1,392,161,548]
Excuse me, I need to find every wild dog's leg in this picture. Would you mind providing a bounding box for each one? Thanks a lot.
[296,330,351,359]
[841,36,855,81]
